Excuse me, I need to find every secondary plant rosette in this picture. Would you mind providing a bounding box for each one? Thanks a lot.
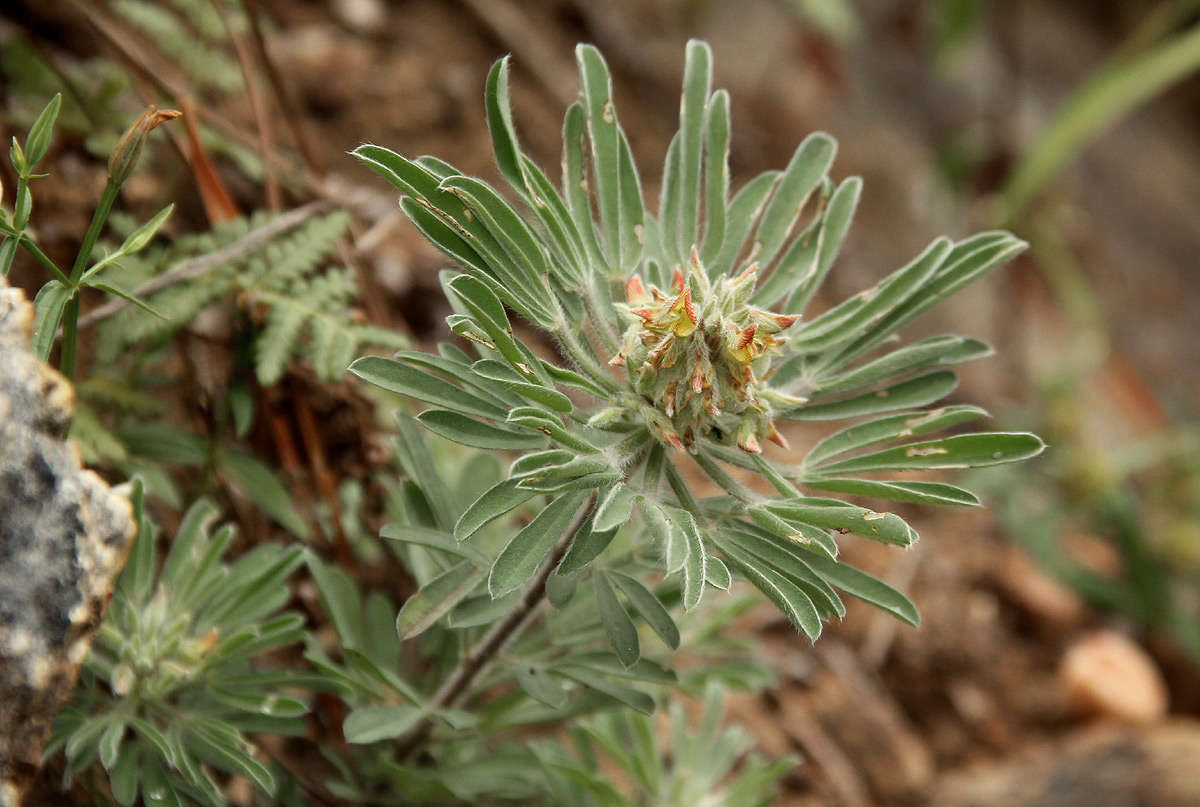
[348,40,1044,656]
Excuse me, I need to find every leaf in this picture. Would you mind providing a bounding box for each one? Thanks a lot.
[806,404,989,465]
[222,451,309,538]
[455,477,536,541]
[489,491,590,597]
[802,478,981,506]
[418,409,547,450]
[393,411,456,530]
[31,280,73,360]
[669,507,707,611]
[812,431,1047,473]
[350,356,506,419]
[705,555,732,590]
[119,203,175,256]
[88,281,168,320]
[786,236,952,354]
[557,515,618,575]
[787,175,862,312]
[516,664,567,708]
[609,571,680,649]
[552,667,655,714]
[472,359,572,412]
[396,561,485,638]
[706,170,780,273]
[595,571,640,668]
[835,232,1027,363]
[754,132,836,271]
[448,590,520,628]
[817,335,992,394]
[24,93,61,167]
[576,44,622,265]
[593,482,638,532]
[766,498,918,547]
[700,89,731,261]
[717,526,844,617]
[307,553,365,649]
[343,705,425,744]
[780,370,959,421]
[801,552,920,626]
[379,523,490,566]
[729,555,822,640]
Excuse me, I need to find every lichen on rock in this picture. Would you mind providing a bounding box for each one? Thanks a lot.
[0,277,136,806]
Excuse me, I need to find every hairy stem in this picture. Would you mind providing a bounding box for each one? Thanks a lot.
[395,494,596,760]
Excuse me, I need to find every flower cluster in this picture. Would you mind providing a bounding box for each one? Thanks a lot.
[612,247,803,453]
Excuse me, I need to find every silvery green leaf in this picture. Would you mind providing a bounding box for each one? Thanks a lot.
[516,664,567,708]
[707,170,780,273]
[780,370,959,421]
[557,515,618,575]
[595,571,640,668]
[753,132,836,271]
[815,335,992,394]
[455,477,535,541]
[700,89,731,262]
[396,561,485,639]
[727,553,822,640]
[802,552,920,626]
[418,409,547,450]
[593,482,638,532]
[802,478,981,506]
[609,571,680,649]
[576,44,623,266]
[813,431,1046,473]
[489,491,590,597]
[552,666,654,714]
[786,175,862,312]
[472,359,572,412]
[765,498,918,547]
[343,705,425,744]
[806,404,988,465]
[350,356,507,419]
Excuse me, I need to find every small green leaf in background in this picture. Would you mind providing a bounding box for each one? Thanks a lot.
[343,705,425,744]
[595,571,640,668]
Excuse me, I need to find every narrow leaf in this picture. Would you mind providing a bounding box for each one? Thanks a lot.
[595,571,640,668]
[489,491,590,597]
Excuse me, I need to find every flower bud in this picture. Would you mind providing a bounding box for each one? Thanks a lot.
[108,106,182,186]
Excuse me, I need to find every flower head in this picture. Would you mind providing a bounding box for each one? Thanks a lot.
[613,248,799,453]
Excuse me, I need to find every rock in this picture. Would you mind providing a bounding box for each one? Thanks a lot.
[931,721,1200,807]
[1059,630,1168,725]
[996,547,1086,630]
[0,277,136,806]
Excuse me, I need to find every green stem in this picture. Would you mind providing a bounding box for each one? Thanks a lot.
[60,179,121,380]
[16,234,71,285]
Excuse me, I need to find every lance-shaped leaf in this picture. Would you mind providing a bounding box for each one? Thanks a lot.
[753,132,836,271]
[806,404,989,466]
[668,507,707,611]
[726,552,822,640]
[472,360,572,412]
[455,477,536,541]
[802,552,920,626]
[815,335,992,394]
[396,561,485,639]
[803,478,981,506]
[834,232,1027,363]
[764,499,918,547]
[813,431,1046,474]
[700,88,730,263]
[719,533,843,620]
[576,44,624,266]
[350,356,506,419]
[780,370,959,421]
[786,175,862,312]
[552,667,654,715]
[343,705,425,744]
[418,409,547,451]
[707,170,780,273]
[595,571,640,668]
[609,571,680,649]
[489,491,591,597]
[557,514,618,575]
[593,482,639,532]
